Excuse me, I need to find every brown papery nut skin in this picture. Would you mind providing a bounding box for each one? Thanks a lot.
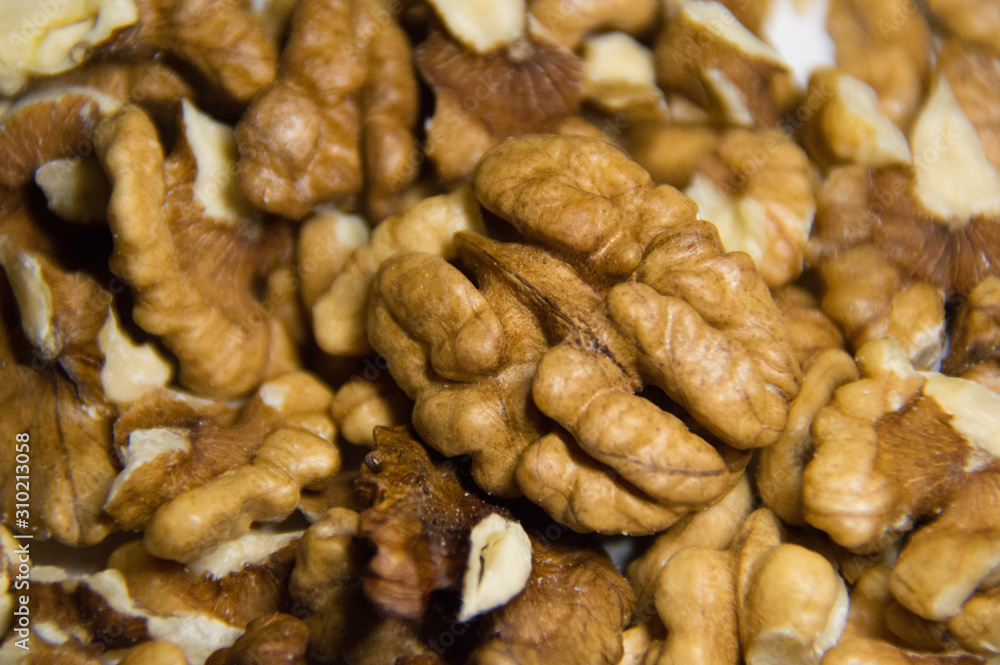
[943,276,1000,383]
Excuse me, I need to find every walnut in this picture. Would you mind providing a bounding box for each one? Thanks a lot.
[96,102,299,399]
[289,507,363,661]
[798,68,912,170]
[810,71,1000,367]
[529,0,659,49]
[771,283,846,369]
[581,32,668,122]
[0,1,138,95]
[354,426,635,665]
[416,9,585,182]
[458,513,533,622]
[104,372,339,563]
[0,524,17,637]
[297,207,370,311]
[369,135,800,534]
[803,339,1000,556]
[940,39,1000,178]
[683,128,816,288]
[627,474,753,614]
[0,242,175,544]
[626,121,721,190]
[649,508,848,665]
[103,0,277,105]
[313,186,485,356]
[330,377,412,447]
[826,0,932,128]
[654,0,795,128]
[205,613,309,665]
[756,348,859,525]
[926,0,1000,56]
[236,0,418,220]
[823,565,992,665]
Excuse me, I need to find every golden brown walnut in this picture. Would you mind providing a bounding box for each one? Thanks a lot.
[0,1,138,95]
[654,0,795,128]
[205,614,309,665]
[926,0,1000,56]
[626,475,753,613]
[331,377,412,447]
[798,68,912,170]
[771,283,845,368]
[530,0,659,48]
[313,186,485,356]
[26,60,194,112]
[354,426,634,665]
[648,508,848,665]
[756,348,859,525]
[943,277,1000,386]
[804,339,1000,555]
[0,256,123,546]
[288,507,363,661]
[236,0,418,220]
[826,0,932,129]
[416,21,585,182]
[297,208,369,311]
[108,530,301,632]
[120,642,191,665]
[823,565,989,665]
[103,372,339,563]
[104,0,276,105]
[97,101,299,399]
[810,72,1000,367]
[369,135,800,534]
[683,128,815,287]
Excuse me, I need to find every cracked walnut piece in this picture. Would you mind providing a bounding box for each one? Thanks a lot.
[810,71,1000,368]
[237,0,418,220]
[369,135,800,534]
[97,101,299,399]
[355,427,635,665]
[104,371,339,563]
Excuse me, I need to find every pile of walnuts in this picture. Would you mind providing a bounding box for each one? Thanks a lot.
[1,0,999,663]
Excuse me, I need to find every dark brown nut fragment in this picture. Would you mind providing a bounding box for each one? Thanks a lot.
[416,14,585,182]
[943,277,1000,388]
[355,426,498,620]
[205,613,309,665]
[97,102,299,399]
[354,426,635,665]
[289,507,363,661]
[237,0,418,220]
[654,0,795,128]
[103,372,339,563]
[370,135,800,534]
[104,0,277,105]
[826,0,932,129]
[530,0,659,49]
[804,339,1000,555]
[810,71,1000,367]
[683,128,815,288]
